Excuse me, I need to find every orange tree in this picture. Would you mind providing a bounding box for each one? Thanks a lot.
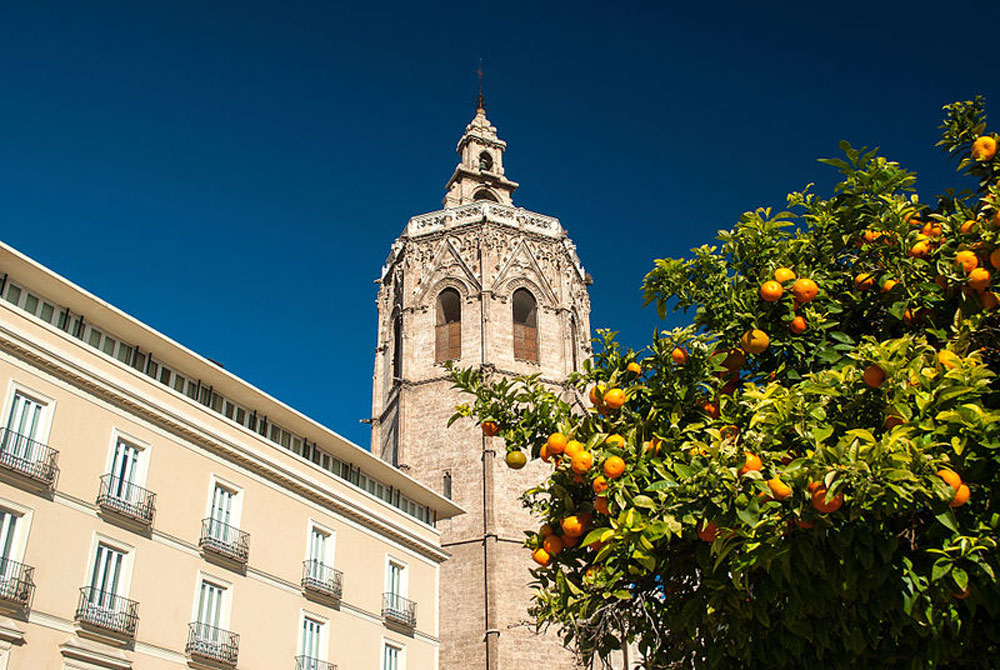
[448,98,1000,669]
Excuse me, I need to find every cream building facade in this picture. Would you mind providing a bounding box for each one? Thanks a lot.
[370,103,592,670]
[0,241,462,669]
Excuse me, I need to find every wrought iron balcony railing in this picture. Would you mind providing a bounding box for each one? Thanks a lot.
[301,560,343,600]
[186,622,240,667]
[199,518,250,564]
[295,656,337,670]
[97,474,156,526]
[0,559,34,610]
[75,586,138,639]
[0,428,59,489]
[382,592,416,628]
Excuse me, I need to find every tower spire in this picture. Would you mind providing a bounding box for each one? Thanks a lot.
[476,59,485,111]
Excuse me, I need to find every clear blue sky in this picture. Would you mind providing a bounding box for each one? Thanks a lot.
[2,1,997,447]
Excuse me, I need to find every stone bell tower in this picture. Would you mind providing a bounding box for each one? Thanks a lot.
[370,99,591,670]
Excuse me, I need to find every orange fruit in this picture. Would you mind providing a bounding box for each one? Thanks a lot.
[774,267,796,282]
[936,469,962,492]
[982,291,999,310]
[760,281,783,302]
[955,251,979,273]
[740,329,769,355]
[481,420,500,436]
[991,248,1000,270]
[971,135,998,161]
[792,278,819,303]
[909,240,930,258]
[767,477,792,501]
[854,273,875,291]
[696,519,719,542]
[738,451,762,475]
[531,547,551,566]
[863,364,885,388]
[626,361,642,375]
[565,440,584,457]
[505,451,527,469]
[603,455,626,479]
[594,495,610,515]
[938,350,960,369]
[561,516,586,538]
[959,220,976,234]
[543,534,564,556]
[603,388,626,410]
[604,434,625,448]
[811,487,844,514]
[968,267,991,293]
[547,433,568,455]
[881,279,899,293]
[671,347,688,364]
[571,451,594,474]
[950,484,971,508]
[592,475,608,494]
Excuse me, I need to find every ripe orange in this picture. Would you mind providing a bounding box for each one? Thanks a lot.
[571,451,594,474]
[671,347,688,364]
[626,361,642,375]
[697,519,719,542]
[968,267,991,293]
[854,273,875,291]
[950,484,971,508]
[603,388,626,411]
[971,135,998,161]
[603,455,626,479]
[481,421,500,436]
[531,547,551,566]
[991,248,1000,270]
[863,364,886,388]
[561,516,586,538]
[811,487,844,514]
[960,220,976,234]
[760,281,783,302]
[543,534,564,556]
[594,495,610,515]
[881,279,899,293]
[955,250,979,273]
[605,434,625,448]
[767,477,792,501]
[936,469,962,491]
[774,267,796,283]
[505,451,527,469]
[909,240,930,258]
[740,329,769,355]
[547,433,568,455]
[792,278,819,303]
[592,475,608,494]
[938,350,960,369]
[565,440,584,457]
[738,451,762,475]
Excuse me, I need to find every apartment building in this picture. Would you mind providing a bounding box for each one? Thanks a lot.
[0,240,463,670]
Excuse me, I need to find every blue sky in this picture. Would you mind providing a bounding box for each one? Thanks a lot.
[2,1,997,447]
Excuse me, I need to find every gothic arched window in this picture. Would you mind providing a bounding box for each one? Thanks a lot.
[512,288,538,363]
[473,189,498,202]
[478,151,493,171]
[435,288,462,362]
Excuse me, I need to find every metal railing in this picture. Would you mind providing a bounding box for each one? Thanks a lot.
[97,474,156,526]
[382,592,416,628]
[0,559,34,609]
[295,656,337,670]
[199,518,250,564]
[301,560,343,600]
[0,429,59,489]
[75,586,139,638]
[186,622,240,667]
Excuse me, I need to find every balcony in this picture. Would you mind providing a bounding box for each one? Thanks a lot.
[97,475,156,527]
[199,518,249,565]
[0,559,35,612]
[0,428,59,491]
[186,622,240,667]
[382,592,416,628]
[75,587,138,640]
[301,560,343,601]
[295,657,337,670]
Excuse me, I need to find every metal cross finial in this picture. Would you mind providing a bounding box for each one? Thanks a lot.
[476,59,485,111]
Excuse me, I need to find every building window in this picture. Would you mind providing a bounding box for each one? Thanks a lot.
[383,642,403,670]
[512,288,538,363]
[435,288,462,362]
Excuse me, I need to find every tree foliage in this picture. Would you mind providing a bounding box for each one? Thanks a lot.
[448,98,1000,669]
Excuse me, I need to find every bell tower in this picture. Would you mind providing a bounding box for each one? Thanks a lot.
[371,100,590,670]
